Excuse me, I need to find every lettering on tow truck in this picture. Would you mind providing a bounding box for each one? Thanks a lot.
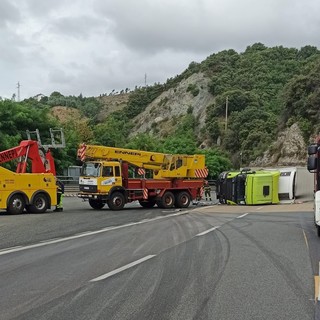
[4,179,14,184]
[0,149,18,162]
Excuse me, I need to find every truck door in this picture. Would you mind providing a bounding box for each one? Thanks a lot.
[101,165,122,188]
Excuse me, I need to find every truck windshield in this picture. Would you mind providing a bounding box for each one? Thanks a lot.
[81,163,101,177]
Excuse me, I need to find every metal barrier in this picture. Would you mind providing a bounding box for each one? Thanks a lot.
[57,176,79,194]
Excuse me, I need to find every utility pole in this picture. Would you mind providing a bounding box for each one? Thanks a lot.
[16,81,21,102]
[225,96,229,132]
[144,73,147,87]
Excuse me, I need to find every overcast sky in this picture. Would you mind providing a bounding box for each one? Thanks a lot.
[1,0,320,100]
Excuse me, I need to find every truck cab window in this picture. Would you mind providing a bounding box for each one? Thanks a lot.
[81,163,101,177]
[263,185,270,196]
[103,166,113,177]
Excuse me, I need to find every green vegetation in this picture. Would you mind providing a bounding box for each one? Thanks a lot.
[122,83,165,118]
[1,43,320,176]
[186,84,200,97]
[201,43,320,164]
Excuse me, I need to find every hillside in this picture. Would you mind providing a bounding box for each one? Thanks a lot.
[1,43,320,176]
[97,93,129,121]
[48,44,320,169]
[51,106,84,123]
[122,44,320,167]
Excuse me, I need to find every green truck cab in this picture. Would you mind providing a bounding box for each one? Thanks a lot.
[217,169,280,205]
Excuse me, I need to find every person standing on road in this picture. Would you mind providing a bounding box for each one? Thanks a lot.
[54,179,65,212]
[204,180,212,201]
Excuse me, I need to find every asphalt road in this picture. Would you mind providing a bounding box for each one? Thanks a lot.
[0,198,318,319]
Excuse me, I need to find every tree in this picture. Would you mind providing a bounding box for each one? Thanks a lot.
[125,133,160,151]
[93,113,131,147]
[198,148,232,179]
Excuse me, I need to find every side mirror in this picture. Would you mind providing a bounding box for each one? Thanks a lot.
[308,156,317,171]
[308,144,318,155]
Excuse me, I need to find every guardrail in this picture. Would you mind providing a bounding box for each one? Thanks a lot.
[57,176,79,194]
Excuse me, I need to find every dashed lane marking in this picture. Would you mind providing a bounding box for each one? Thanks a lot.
[90,255,156,282]
[302,229,309,251]
[236,213,249,219]
[315,276,319,301]
[196,226,220,236]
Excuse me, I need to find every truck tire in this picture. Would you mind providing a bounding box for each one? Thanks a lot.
[139,200,156,208]
[7,194,26,214]
[175,191,191,208]
[28,193,49,213]
[317,225,320,238]
[157,191,175,209]
[107,192,125,210]
[89,199,105,210]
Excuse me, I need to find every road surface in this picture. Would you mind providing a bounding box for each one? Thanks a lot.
[0,198,318,319]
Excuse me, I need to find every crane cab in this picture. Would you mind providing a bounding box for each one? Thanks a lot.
[79,161,122,194]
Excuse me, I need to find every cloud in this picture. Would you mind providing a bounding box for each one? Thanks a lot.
[93,0,320,53]
[0,0,21,27]
[48,15,110,40]
[0,0,320,99]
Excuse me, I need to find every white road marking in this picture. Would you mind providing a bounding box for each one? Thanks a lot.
[302,230,309,251]
[196,226,220,236]
[256,207,263,210]
[236,213,249,219]
[0,245,22,252]
[0,211,190,256]
[90,255,156,282]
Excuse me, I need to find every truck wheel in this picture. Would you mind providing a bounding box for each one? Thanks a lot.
[158,191,175,209]
[107,192,125,210]
[139,200,156,208]
[7,194,26,214]
[317,225,320,238]
[29,193,49,213]
[89,199,105,210]
[175,191,191,208]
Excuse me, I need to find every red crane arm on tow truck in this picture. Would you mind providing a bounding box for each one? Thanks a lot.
[0,140,56,175]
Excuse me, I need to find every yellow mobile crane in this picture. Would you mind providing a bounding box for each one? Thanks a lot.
[77,144,208,210]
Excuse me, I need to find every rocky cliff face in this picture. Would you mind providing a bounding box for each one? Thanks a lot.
[131,73,214,137]
[250,123,307,167]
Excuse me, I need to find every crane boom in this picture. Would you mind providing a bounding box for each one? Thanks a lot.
[0,143,29,164]
[0,140,55,174]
